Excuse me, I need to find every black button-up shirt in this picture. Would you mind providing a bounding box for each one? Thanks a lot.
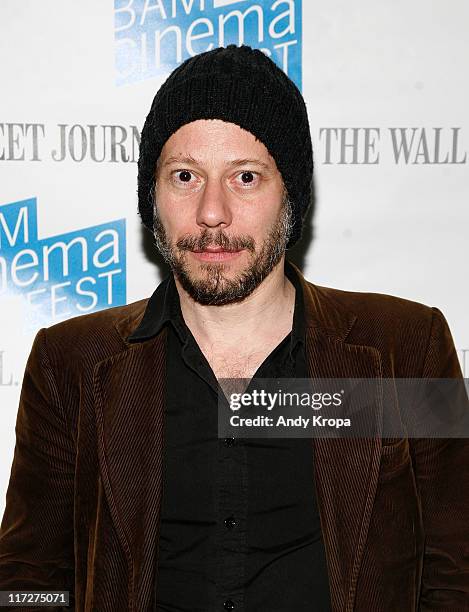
[127,259,332,611]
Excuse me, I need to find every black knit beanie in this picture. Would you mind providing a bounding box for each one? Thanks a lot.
[137,44,313,249]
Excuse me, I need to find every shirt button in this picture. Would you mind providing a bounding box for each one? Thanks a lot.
[224,516,237,529]
[224,437,236,447]
[223,600,235,610]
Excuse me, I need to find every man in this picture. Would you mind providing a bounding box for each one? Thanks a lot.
[0,44,468,612]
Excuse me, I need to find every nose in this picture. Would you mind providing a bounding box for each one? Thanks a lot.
[196,177,233,230]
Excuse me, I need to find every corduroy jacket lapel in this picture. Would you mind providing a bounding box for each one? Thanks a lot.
[299,265,384,611]
[92,261,384,612]
[93,327,168,612]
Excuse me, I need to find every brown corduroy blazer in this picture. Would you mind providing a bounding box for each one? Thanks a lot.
[1,261,468,612]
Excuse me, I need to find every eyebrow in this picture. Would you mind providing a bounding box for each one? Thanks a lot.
[160,155,272,171]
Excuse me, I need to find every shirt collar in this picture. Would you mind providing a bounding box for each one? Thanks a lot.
[126,258,306,349]
[126,267,186,343]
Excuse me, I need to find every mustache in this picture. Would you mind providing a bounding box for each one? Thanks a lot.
[176,229,255,253]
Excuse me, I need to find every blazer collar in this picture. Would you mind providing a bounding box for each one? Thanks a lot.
[289,260,358,341]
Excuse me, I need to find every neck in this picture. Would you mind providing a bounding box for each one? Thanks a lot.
[174,257,295,349]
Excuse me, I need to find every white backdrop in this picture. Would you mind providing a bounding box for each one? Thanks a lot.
[1,0,468,516]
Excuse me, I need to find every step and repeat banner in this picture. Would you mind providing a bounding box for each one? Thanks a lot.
[0,1,468,513]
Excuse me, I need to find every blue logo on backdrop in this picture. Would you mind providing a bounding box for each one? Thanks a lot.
[114,0,302,90]
[0,198,126,329]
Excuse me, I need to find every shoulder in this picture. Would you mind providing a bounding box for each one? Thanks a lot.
[39,297,150,369]
[305,281,454,376]
[310,281,435,328]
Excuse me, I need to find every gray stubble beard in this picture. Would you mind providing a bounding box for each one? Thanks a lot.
[151,188,293,306]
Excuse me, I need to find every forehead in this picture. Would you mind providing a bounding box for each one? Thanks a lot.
[158,119,277,168]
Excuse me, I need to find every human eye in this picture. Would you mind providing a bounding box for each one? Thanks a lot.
[234,170,260,188]
[171,169,198,187]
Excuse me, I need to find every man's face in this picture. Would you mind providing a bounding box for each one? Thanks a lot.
[152,119,292,305]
